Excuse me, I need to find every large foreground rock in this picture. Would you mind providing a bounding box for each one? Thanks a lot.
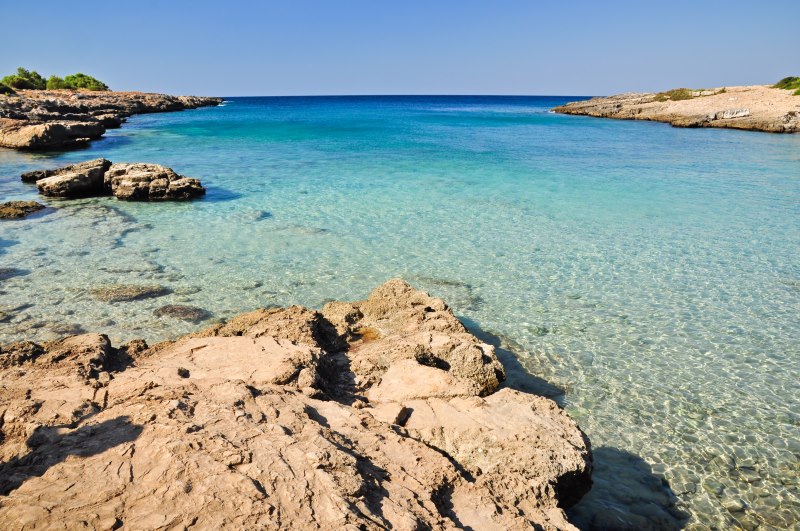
[0,280,592,530]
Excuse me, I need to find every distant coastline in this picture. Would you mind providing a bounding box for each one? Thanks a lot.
[0,89,222,150]
[553,84,800,133]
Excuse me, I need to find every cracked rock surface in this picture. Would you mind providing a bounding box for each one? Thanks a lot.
[553,85,800,133]
[0,279,592,530]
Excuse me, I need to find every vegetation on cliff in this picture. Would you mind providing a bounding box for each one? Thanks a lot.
[773,76,800,95]
[0,67,46,90]
[1,67,109,91]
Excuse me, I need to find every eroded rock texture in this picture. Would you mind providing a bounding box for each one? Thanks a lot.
[22,158,205,201]
[553,85,800,133]
[0,280,592,530]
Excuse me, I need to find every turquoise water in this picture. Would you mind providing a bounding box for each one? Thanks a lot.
[1,96,799,529]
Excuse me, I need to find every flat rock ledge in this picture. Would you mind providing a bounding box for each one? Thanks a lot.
[0,89,221,150]
[22,158,205,200]
[553,85,800,133]
[0,280,592,530]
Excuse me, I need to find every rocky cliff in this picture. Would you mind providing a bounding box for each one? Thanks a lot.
[0,280,592,530]
[0,90,222,149]
[553,85,800,133]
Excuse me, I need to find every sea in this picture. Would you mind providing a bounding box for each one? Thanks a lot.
[1,96,798,529]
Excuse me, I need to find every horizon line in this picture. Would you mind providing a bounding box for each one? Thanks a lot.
[211,93,596,98]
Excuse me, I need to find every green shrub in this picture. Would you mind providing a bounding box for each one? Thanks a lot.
[0,67,46,90]
[774,76,800,90]
[773,77,800,95]
[0,68,109,91]
[0,83,16,95]
[46,75,71,89]
[653,88,694,102]
[63,73,109,91]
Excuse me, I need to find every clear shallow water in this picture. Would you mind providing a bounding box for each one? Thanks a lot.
[1,96,799,529]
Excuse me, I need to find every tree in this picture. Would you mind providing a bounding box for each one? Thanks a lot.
[46,75,71,89]
[0,67,47,90]
[63,73,109,91]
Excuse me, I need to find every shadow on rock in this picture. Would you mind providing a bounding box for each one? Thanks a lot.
[0,416,143,496]
[460,317,566,405]
[567,447,690,530]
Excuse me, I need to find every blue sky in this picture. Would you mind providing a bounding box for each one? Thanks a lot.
[2,0,798,96]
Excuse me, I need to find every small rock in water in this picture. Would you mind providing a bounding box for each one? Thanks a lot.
[0,201,46,219]
[154,304,212,323]
[721,496,746,513]
[174,286,202,296]
[702,478,725,496]
[91,284,172,302]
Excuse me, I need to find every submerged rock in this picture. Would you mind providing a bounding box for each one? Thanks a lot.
[153,304,212,323]
[0,200,45,219]
[0,268,27,281]
[0,280,592,529]
[104,162,205,200]
[90,284,172,302]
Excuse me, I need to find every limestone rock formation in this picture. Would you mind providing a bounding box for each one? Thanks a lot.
[0,201,45,219]
[22,159,205,201]
[553,85,800,133]
[21,157,111,184]
[33,157,112,197]
[105,162,206,200]
[0,90,222,150]
[0,280,592,530]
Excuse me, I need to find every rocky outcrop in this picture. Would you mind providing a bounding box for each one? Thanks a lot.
[21,157,110,184]
[0,201,44,219]
[0,89,222,150]
[105,162,205,200]
[23,158,205,201]
[32,158,112,198]
[0,280,592,530]
[553,85,800,133]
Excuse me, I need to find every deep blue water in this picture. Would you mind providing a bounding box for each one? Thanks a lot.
[1,96,799,528]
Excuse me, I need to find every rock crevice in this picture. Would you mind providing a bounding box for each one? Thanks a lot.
[0,280,592,530]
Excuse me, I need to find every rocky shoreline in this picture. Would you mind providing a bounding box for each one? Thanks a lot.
[0,89,222,149]
[553,85,800,133]
[0,280,592,529]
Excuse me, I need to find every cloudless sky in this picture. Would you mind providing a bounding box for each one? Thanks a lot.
[2,0,798,96]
